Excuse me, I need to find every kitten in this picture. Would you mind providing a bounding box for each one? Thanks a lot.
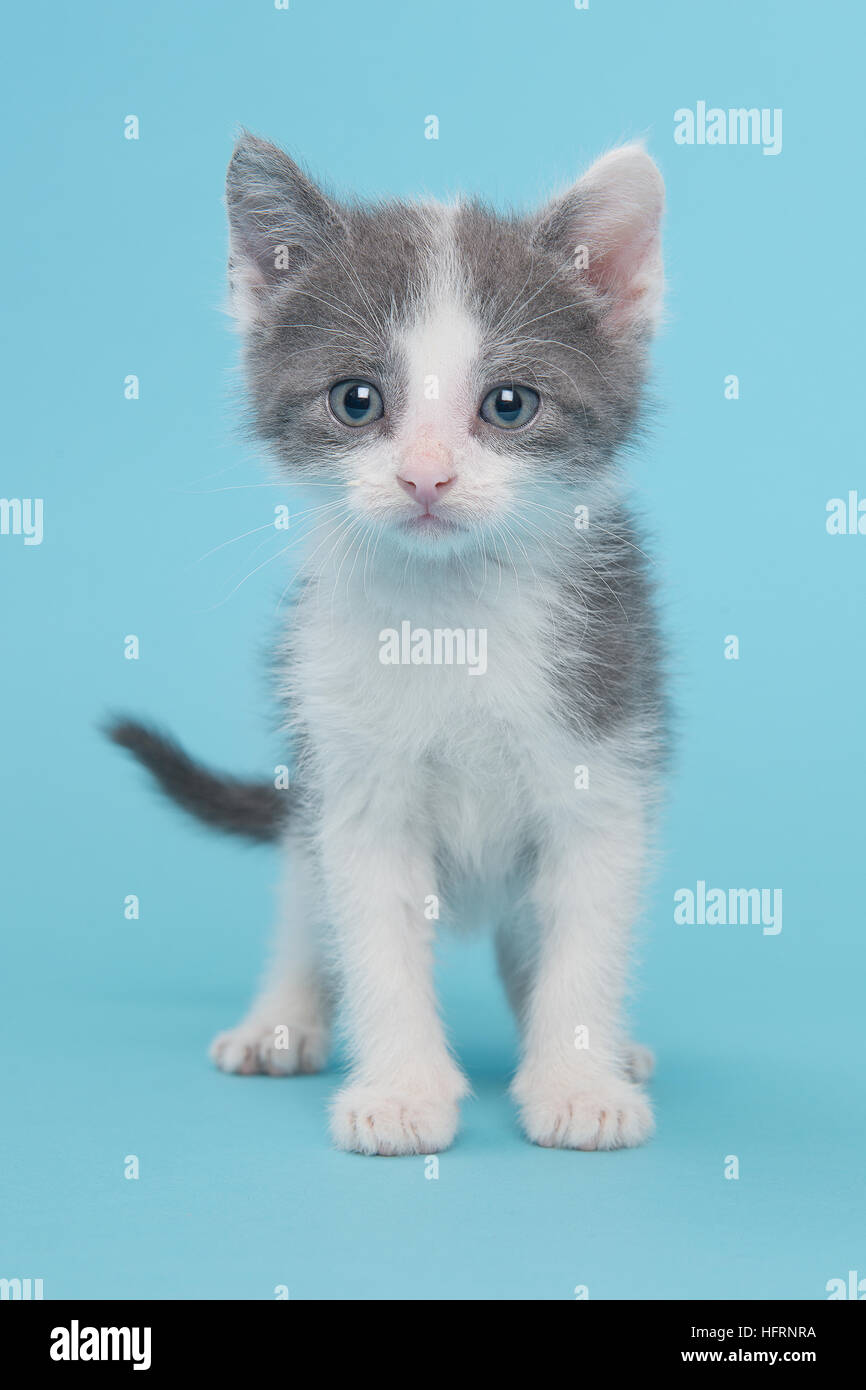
[110,132,667,1155]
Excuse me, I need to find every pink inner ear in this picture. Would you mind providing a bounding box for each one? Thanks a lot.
[591,225,662,333]
[591,217,656,289]
[576,147,665,333]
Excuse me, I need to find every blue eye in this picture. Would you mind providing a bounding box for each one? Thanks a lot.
[328,379,384,427]
[480,385,540,429]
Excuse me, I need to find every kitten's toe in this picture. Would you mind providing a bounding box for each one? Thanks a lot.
[514,1074,654,1151]
[624,1042,655,1083]
[209,1020,329,1076]
[330,1084,462,1156]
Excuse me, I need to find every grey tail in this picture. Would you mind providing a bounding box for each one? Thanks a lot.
[106,718,287,844]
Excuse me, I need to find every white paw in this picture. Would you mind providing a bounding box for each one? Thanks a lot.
[624,1042,655,1083]
[514,1074,654,1151]
[209,1019,329,1076]
[330,1084,462,1156]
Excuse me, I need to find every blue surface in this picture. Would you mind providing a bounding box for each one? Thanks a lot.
[1,0,864,1299]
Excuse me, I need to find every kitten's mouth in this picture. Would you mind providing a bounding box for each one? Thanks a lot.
[401,512,459,535]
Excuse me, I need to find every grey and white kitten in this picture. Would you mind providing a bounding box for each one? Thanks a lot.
[111,132,667,1155]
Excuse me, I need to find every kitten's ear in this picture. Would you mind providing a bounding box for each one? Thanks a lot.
[226,131,345,325]
[534,144,664,337]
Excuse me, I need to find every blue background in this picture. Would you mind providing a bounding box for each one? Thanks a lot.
[2,0,863,1300]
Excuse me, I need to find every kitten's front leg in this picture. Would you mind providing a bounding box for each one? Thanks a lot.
[321,770,468,1156]
[512,806,654,1150]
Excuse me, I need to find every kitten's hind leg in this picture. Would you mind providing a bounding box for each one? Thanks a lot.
[210,833,332,1077]
[494,891,537,1031]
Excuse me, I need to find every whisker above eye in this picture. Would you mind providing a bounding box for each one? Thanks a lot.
[518,336,615,390]
[490,250,576,337]
[293,223,389,340]
[514,301,590,331]
[278,283,383,344]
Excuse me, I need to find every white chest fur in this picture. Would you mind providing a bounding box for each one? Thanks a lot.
[287,559,607,879]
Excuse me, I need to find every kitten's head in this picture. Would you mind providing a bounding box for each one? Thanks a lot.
[226,132,664,559]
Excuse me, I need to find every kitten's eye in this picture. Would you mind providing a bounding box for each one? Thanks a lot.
[479,385,540,430]
[328,379,384,427]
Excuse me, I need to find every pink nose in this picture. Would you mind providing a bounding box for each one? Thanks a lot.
[396,463,456,510]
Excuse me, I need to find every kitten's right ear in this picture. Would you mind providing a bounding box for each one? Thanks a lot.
[226,131,345,326]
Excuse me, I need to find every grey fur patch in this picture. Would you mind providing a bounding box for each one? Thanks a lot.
[236,202,440,470]
[107,719,288,842]
[547,509,669,750]
[451,201,645,476]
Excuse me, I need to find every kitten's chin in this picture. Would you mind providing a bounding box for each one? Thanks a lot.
[389,511,471,556]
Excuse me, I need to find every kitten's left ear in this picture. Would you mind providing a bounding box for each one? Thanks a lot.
[226,131,346,326]
[534,144,665,337]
